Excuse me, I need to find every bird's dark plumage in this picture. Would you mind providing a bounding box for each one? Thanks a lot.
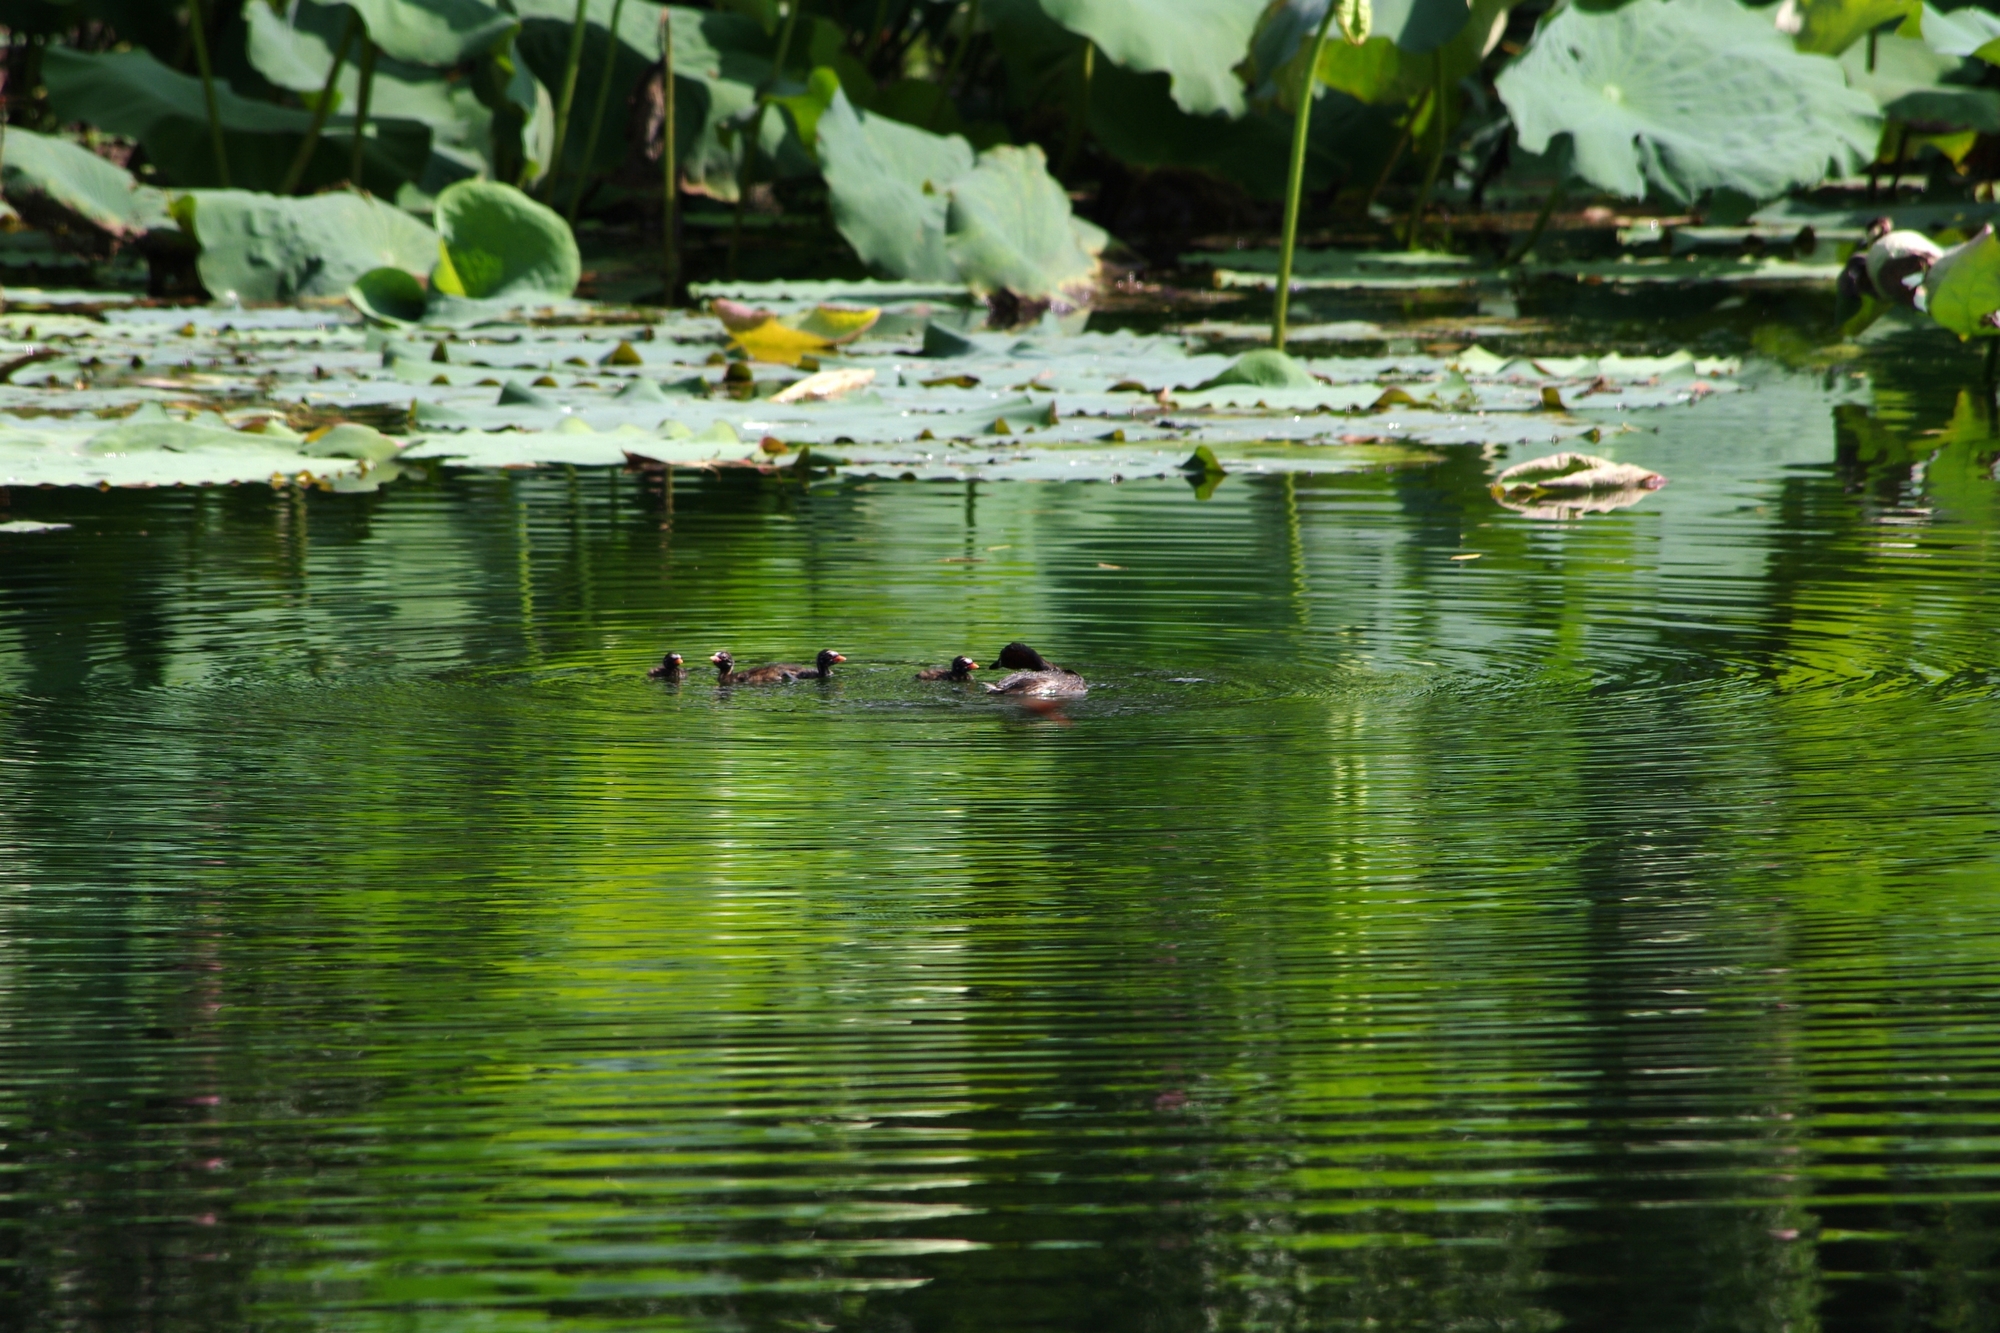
[985,641,1086,696]
[647,652,686,680]
[917,655,980,681]
[710,649,845,685]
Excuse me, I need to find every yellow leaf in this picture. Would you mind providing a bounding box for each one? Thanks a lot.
[795,304,881,344]
[730,320,834,367]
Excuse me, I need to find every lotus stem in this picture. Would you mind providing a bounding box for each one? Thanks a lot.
[732,0,807,276]
[1404,47,1448,250]
[1506,176,1563,266]
[569,0,629,223]
[1057,37,1093,178]
[941,0,980,93]
[1273,2,1340,351]
[185,0,230,187]
[862,0,892,62]
[663,7,679,305]
[349,36,377,187]
[280,9,358,196]
[544,0,593,203]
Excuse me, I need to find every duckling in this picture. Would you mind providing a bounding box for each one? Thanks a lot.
[647,652,686,681]
[710,649,845,685]
[984,641,1087,697]
[917,655,980,681]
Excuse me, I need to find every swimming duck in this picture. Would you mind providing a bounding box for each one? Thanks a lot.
[710,649,845,685]
[647,652,686,680]
[917,655,980,681]
[984,641,1087,697]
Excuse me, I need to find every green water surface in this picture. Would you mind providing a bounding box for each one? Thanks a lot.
[3,323,2000,1332]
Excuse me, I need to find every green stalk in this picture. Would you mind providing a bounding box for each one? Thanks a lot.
[1404,47,1447,250]
[940,0,980,92]
[1272,3,1339,352]
[280,9,359,196]
[185,0,231,187]
[1057,37,1093,177]
[349,37,378,187]
[569,0,629,223]
[662,7,679,304]
[730,0,807,275]
[544,0,593,202]
[1504,176,1563,266]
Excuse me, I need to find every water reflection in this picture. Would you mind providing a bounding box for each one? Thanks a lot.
[1,347,1999,1332]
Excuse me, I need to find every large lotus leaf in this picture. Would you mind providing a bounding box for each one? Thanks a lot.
[1920,226,2000,336]
[1495,0,1880,203]
[247,1,500,188]
[41,45,432,193]
[816,91,971,283]
[0,127,172,250]
[1904,1,2000,63]
[1785,0,1917,55]
[1032,0,1266,116]
[342,0,518,65]
[944,145,1099,302]
[431,179,580,300]
[507,1,805,196]
[1840,32,2000,129]
[180,190,441,304]
[1316,0,1509,104]
[1369,0,1475,51]
[1087,63,1313,197]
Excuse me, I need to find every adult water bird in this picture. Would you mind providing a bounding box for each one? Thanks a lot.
[985,641,1086,697]
[647,652,686,680]
[917,655,980,681]
[710,649,845,684]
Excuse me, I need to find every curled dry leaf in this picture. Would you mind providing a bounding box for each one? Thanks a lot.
[770,368,878,404]
[1491,452,1666,517]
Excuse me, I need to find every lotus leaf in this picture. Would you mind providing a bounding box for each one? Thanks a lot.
[1086,62,1346,199]
[1839,33,2000,130]
[350,266,432,324]
[431,180,580,301]
[0,127,172,253]
[731,321,836,366]
[817,92,973,283]
[1194,350,1320,390]
[771,66,843,154]
[1313,0,1508,105]
[1903,1,2000,62]
[246,2,507,189]
[945,146,1099,304]
[1782,0,1916,55]
[817,92,1098,301]
[1495,0,1879,203]
[41,45,433,193]
[1032,0,1267,116]
[1920,225,2000,336]
[1491,451,1666,495]
[302,422,403,462]
[182,191,441,305]
[340,0,518,65]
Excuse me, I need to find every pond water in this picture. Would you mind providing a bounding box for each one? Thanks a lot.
[3,311,2000,1331]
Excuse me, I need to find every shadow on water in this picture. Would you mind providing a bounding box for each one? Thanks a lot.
[4,319,2000,1331]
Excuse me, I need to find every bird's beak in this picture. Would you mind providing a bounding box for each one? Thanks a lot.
[967,661,981,670]
[710,653,726,664]
[830,653,847,663]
